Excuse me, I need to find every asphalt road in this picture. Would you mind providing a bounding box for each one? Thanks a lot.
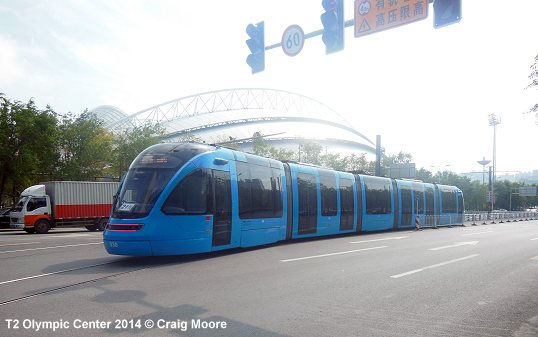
[0,220,537,337]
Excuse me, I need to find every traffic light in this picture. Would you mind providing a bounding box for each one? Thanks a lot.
[320,0,344,54]
[245,21,265,74]
[433,0,461,28]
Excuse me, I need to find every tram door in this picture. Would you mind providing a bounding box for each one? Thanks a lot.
[401,187,413,226]
[434,185,441,225]
[297,173,317,235]
[212,170,232,247]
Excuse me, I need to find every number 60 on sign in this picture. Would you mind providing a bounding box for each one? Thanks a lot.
[281,25,305,57]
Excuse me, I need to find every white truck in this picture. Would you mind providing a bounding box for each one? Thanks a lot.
[10,181,120,234]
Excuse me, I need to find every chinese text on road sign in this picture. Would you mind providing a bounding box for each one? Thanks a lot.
[355,0,428,38]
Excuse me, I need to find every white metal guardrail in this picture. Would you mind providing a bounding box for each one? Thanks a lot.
[465,211,538,225]
[413,211,538,230]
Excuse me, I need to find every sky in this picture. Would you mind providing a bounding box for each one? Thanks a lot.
[1,0,537,175]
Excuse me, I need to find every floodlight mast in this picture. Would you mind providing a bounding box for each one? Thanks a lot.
[488,114,501,211]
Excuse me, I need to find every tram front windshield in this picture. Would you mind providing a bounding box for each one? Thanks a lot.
[111,143,213,219]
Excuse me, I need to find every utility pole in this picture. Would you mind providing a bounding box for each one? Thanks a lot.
[375,135,381,176]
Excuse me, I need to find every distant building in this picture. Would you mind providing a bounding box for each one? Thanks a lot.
[463,170,538,185]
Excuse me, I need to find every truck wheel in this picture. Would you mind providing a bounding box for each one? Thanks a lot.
[35,220,51,234]
[85,225,98,231]
[24,228,35,234]
[98,218,108,231]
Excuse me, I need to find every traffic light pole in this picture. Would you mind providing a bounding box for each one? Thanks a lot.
[247,1,461,72]
[264,19,355,51]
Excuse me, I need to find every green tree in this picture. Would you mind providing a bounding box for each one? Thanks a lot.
[319,152,344,170]
[251,132,273,158]
[267,147,296,162]
[464,180,488,211]
[250,133,296,161]
[57,111,114,180]
[416,168,434,183]
[491,180,537,211]
[344,153,374,174]
[0,95,59,205]
[383,151,413,166]
[298,142,323,166]
[179,132,203,143]
[109,123,165,177]
[527,53,538,119]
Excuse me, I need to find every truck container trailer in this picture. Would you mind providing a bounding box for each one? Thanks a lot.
[10,181,120,234]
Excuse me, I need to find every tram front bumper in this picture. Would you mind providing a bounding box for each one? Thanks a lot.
[104,239,153,256]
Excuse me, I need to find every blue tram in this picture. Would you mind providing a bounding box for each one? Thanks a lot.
[104,143,464,256]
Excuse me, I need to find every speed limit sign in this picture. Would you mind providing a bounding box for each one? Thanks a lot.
[281,25,305,57]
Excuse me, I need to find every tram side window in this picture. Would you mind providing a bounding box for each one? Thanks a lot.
[237,162,282,219]
[162,169,212,215]
[272,168,283,217]
[401,187,412,215]
[297,172,318,234]
[339,178,354,230]
[441,190,456,213]
[413,183,424,214]
[425,187,434,215]
[340,178,354,216]
[363,177,391,215]
[320,171,337,216]
[457,193,464,214]
[237,162,251,218]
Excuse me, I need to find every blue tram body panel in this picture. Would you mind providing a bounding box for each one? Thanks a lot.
[337,171,358,234]
[104,143,465,256]
[232,152,286,248]
[288,164,319,239]
[287,163,358,240]
[437,184,464,225]
[360,176,395,232]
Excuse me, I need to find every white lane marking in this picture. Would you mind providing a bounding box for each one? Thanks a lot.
[390,254,479,279]
[0,233,96,242]
[531,256,538,261]
[0,242,102,254]
[531,238,538,241]
[0,242,40,247]
[350,236,408,244]
[0,262,114,286]
[44,234,93,238]
[429,241,479,251]
[462,231,493,236]
[281,246,387,262]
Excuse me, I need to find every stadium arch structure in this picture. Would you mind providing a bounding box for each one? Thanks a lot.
[91,88,376,156]
[90,105,135,130]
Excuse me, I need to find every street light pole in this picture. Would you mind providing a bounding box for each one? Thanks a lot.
[488,114,501,211]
